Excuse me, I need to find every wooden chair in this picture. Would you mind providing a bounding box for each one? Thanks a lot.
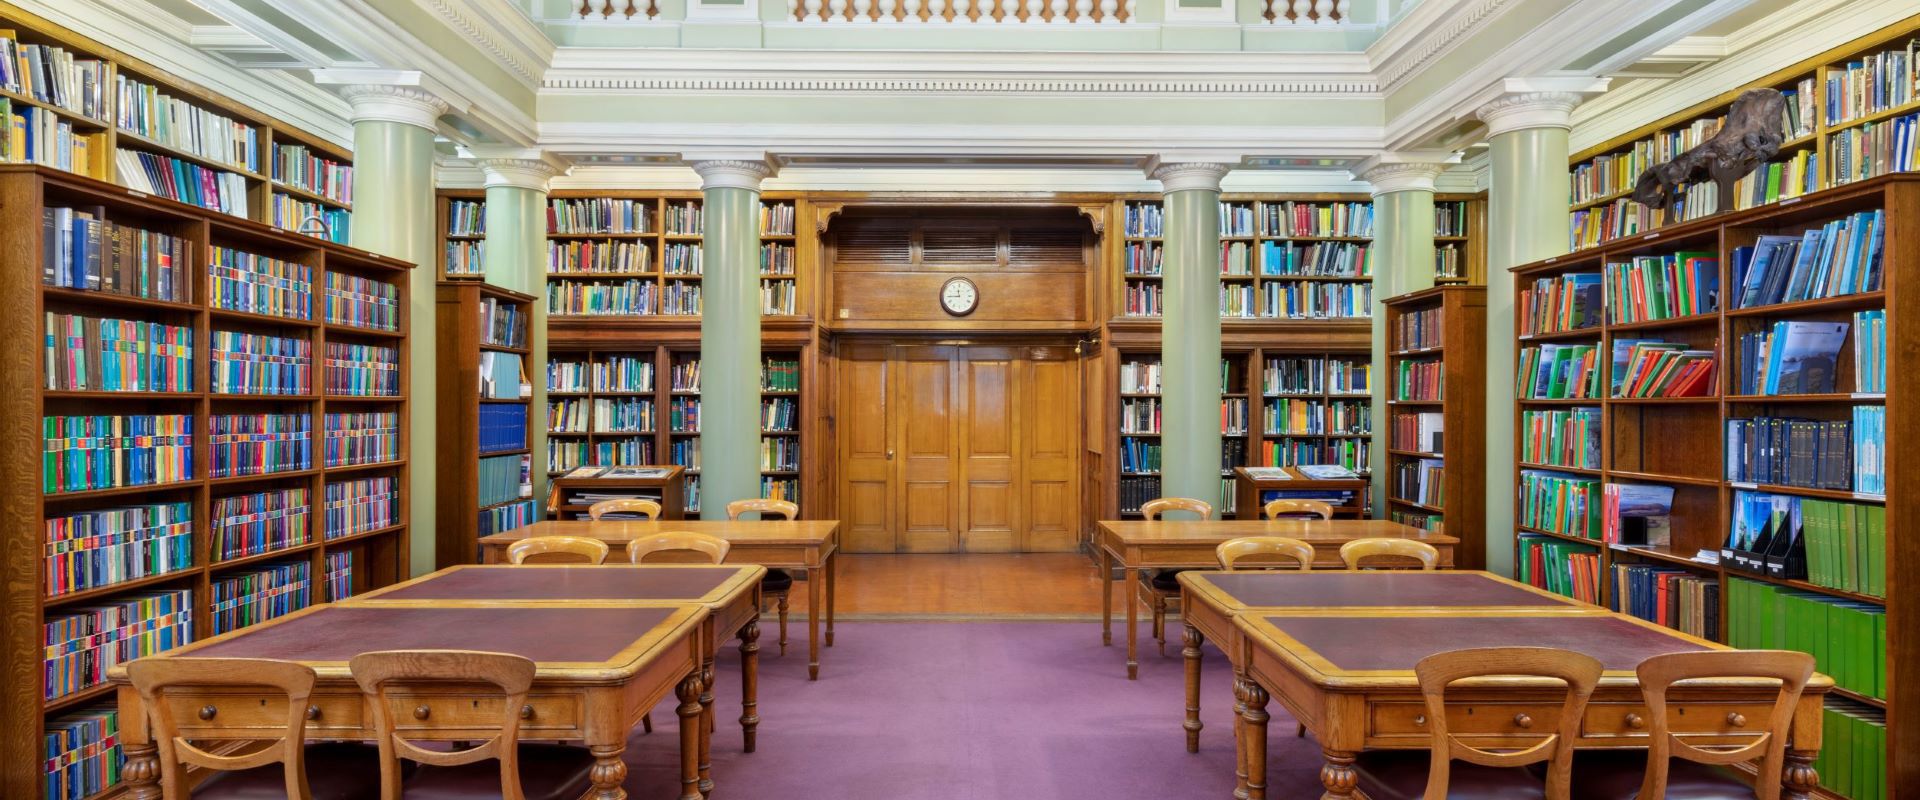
[727,498,799,656]
[505,535,609,565]
[1137,497,1213,656]
[1216,536,1316,571]
[1564,650,1816,800]
[586,498,661,521]
[627,531,731,564]
[1352,646,1604,800]
[126,657,381,799]
[1262,498,1333,520]
[350,650,596,800]
[1340,538,1441,570]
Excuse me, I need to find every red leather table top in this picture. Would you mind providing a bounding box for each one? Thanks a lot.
[1260,614,1709,672]
[191,606,677,664]
[372,565,742,601]
[1201,572,1573,608]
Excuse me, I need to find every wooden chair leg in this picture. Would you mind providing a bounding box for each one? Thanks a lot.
[1295,722,1306,738]
[777,593,790,656]
[1153,596,1167,656]
[643,713,653,734]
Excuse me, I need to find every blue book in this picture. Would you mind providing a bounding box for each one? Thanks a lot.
[1766,321,1848,395]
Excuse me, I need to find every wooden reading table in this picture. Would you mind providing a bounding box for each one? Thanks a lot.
[110,602,709,800]
[348,564,767,796]
[1094,519,1456,678]
[479,519,841,679]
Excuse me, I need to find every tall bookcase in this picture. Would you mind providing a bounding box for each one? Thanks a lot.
[1433,195,1488,285]
[1568,15,1920,252]
[1116,196,1377,321]
[438,189,485,279]
[0,5,356,244]
[1383,286,1485,563]
[434,281,536,568]
[0,165,411,800]
[1511,174,1918,798]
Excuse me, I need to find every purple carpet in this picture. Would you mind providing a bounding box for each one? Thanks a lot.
[620,622,1325,799]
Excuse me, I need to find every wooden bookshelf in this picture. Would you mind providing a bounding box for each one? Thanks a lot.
[1432,194,1488,285]
[1383,285,1486,565]
[1567,13,1920,253]
[1114,195,1378,321]
[1510,173,1920,798]
[437,188,485,279]
[0,164,410,800]
[434,281,536,568]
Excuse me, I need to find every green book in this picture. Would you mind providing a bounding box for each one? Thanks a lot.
[1866,505,1886,597]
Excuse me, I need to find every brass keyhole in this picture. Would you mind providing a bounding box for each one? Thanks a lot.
[198,705,217,721]
[414,705,431,720]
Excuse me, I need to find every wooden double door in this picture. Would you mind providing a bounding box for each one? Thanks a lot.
[838,342,1081,553]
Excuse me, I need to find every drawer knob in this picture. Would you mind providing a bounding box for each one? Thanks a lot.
[521,705,535,720]
[198,705,217,721]
[1727,713,1746,728]
[1513,713,1534,729]
[414,706,431,721]
[1625,713,1645,730]
[306,705,321,721]
[1412,714,1426,727]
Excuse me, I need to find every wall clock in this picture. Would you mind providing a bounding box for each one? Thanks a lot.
[939,276,979,316]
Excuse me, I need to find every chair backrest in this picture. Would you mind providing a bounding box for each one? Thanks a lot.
[1141,497,1212,521]
[726,498,798,520]
[1635,650,1815,800]
[1216,536,1316,571]
[1415,646,1604,800]
[126,657,320,800]
[587,498,661,521]
[350,650,539,800]
[1262,498,1333,520]
[1340,538,1440,570]
[505,535,609,565]
[627,531,732,564]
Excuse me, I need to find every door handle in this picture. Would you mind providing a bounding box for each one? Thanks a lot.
[886,449,895,460]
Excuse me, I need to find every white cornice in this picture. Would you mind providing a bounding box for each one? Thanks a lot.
[436,162,1378,194]
[411,0,553,88]
[1369,0,1518,92]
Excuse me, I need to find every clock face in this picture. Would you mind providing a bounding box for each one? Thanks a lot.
[940,277,979,316]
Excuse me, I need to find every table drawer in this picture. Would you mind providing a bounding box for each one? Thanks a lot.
[1582,702,1776,739]
[161,692,364,734]
[1369,701,1565,740]
[383,692,582,734]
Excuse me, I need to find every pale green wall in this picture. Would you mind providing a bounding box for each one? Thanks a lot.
[367,1,537,114]
[1382,0,1579,120]
[1161,187,1223,518]
[699,185,763,517]
[484,184,551,505]
[1367,187,1435,511]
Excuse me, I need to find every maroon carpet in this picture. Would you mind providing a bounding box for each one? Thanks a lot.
[620,621,1324,798]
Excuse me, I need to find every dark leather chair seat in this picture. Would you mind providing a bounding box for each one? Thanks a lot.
[1147,569,1187,591]
[1560,751,1753,800]
[193,743,381,799]
[1353,751,1548,800]
[402,743,597,800]
[762,568,793,592]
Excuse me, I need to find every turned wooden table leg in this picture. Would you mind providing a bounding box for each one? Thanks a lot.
[676,671,703,800]
[1318,747,1360,800]
[807,566,824,680]
[1782,748,1820,800]
[826,551,838,647]
[739,618,761,753]
[1125,566,1140,679]
[1233,677,1250,800]
[589,742,629,800]
[698,652,715,796]
[1242,681,1270,800]
[1101,548,1114,646]
[1183,623,1204,753]
[121,740,163,800]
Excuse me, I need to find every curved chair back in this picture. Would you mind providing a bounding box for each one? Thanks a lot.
[1262,499,1333,520]
[1340,538,1441,570]
[726,498,799,521]
[1415,646,1604,800]
[627,531,732,564]
[1141,497,1212,521]
[587,498,661,521]
[350,650,539,800]
[1635,650,1815,800]
[1216,536,1316,571]
[506,535,609,565]
[127,657,320,800]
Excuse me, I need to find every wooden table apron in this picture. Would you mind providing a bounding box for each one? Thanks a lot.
[1228,608,1832,800]
[1094,519,1458,679]
[478,520,842,680]
[346,564,771,794]
[106,602,710,800]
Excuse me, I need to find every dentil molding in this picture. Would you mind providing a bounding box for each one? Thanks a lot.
[692,159,776,191]
[1151,163,1233,193]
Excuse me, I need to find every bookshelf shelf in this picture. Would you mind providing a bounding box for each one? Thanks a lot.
[113,128,265,182]
[42,570,198,609]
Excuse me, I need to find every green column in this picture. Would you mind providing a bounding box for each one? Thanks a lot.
[475,151,566,505]
[1154,163,1230,518]
[1478,91,1581,575]
[1356,157,1448,514]
[337,86,447,576]
[692,160,773,518]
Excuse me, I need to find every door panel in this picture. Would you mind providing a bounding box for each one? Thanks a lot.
[960,350,1018,552]
[896,347,958,553]
[1022,352,1080,552]
[837,345,894,553]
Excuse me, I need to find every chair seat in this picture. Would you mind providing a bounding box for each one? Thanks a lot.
[1352,750,1547,800]
[1560,751,1753,800]
[194,743,382,800]
[1146,569,1188,592]
[761,568,793,592]
[402,743,597,800]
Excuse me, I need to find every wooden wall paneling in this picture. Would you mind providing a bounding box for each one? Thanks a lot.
[897,344,961,552]
[1024,346,1083,552]
[960,345,1020,553]
[837,342,894,552]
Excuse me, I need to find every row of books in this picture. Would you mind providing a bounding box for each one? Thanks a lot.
[1393,411,1443,454]
[325,342,400,396]
[323,411,399,467]
[44,501,192,597]
[1120,397,1160,434]
[1216,397,1249,436]
[1258,201,1374,238]
[763,278,798,315]
[599,398,657,433]
[664,243,702,274]
[1735,320,1849,395]
[548,279,659,315]
[669,438,700,472]
[115,149,248,217]
[1119,360,1162,394]
[1260,357,1334,396]
[1392,305,1442,351]
[1262,281,1371,320]
[44,702,119,800]
[1220,285,1258,318]
[1730,151,1819,211]
[211,488,310,562]
[210,330,309,395]
[322,271,398,331]
[660,282,702,315]
[0,33,107,120]
[1391,510,1443,533]
[1434,200,1469,237]
[1391,457,1444,508]
[480,295,526,347]
[270,196,349,244]
[1729,578,1885,700]
[1817,701,1888,800]
[479,498,538,538]
[1608,564,1717,641]
[1516,534,1600,603]
[478,453,530,509]
[1520,470,1600,539]
[1568,197,1661,251]
[1605,252,1718,324]
[1394,359,1442,402]
[563,356,658,393]
[1611,340,1715,398]
[763,397,799,432]
[448,199,485,235]
[1725,411,1881,493]
[479,402,528,454]
[1830,111,1916,184]
[685,474,704,513]
[671,397,701,432]
[324,476,397,539]
[6,102,96,177]
[445,240,483,276]
[1219,202,1256,237]
[1122,242,1161,275]
[1519,272,1602,336]
[208,561,310,636]
[43,589,192,701]
[763,357,802,391]
[1731,490,1884,598]
[479,351,524,399]
[1252,241,1371,277]
[548,398,589,433]
[1515,344,1599,400]
[1123,203,1163,238]
[1261,440,1369,474]
[1732,210,1884,307]
[115,74,258,172]
[1221,242,1250,275]
[1570,141,1651,205]
[1434,243,1463,280]
[325,551,353,601]
[1780,77,1818,139]
[762,242,796,275]
[1825,47,1916,125]
[42,414,192,493]
[761,202,796,236]
[550,198,653,234]
[664,201,703,236]
[762,437,799,471]
[549,239,649,273]
[595,437,654,466]
[672,359,702,392]
[42,207,188,300]
[210,247,312,319]
[1854,310,1886,393]
[1519,407,1600,469]
[1122,282,1162,316]
[761,476,798,504]
[43,314,193,392]
[272,144,352,205]
[209,413,310,478]
[1119,436,1160,475]
[1118,474,1162,514]
[549,439,587,473]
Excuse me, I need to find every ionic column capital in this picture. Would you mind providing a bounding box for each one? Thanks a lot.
[314,70,458,130]
[691,159,776,192]
[1474,77,1610,137]
[1150,162,1233,193]
[466,147,572,193]
[1351,152,1458,197]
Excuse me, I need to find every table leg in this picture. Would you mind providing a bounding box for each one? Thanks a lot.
[1783,748,1820,800]
[1125,566,1139,679]
[590,741,629,800]
[698,652,715,796]
[1101,547,1113,646]
[1242,680,1270,800]
[1232,678,1249,800]
[807,566,824,680]
[1317,747,1359,800]
[739,617,761,753]
[826,551,838,647]
[1183,623,1204,753]
[676,671,703,800]
[121,740,162,800]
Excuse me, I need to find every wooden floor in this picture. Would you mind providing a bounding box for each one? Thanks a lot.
[785,552,1125,618]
